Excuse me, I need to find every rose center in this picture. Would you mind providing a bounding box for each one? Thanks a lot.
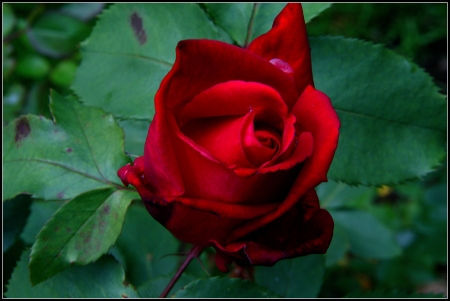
[257,135,275,149]
[254,122,281,151]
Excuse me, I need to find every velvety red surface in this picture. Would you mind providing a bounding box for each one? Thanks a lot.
[118,3,340,271]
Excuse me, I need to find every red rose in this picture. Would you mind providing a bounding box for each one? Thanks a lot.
[118,3,340,272]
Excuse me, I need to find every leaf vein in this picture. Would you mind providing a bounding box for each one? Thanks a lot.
[69,100,109,183]
[244,3,258,47]
[82,49,173,67]
[5,158,121,187]
[335,108,446,133]
[36,190,116,273]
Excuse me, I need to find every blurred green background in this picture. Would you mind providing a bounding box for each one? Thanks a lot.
[3,3,447,298]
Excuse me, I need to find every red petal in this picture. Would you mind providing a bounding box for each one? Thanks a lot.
[226,86,340,242]
[145,201,243,246]
[143,111,185,196]
[169,197,278,219]
[241,112,280,167]
[162,39,298,111]
[211,190,334,267]
[180,114,253,169]
[247,3,314,94]
[170,122,299,204]
[118,157,153,201]
[259,131,313,173]
[177,80,288,126]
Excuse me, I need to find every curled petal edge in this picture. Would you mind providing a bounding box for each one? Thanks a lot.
[227,86,340,243]
[209,190,334,271]
[118,157,279,220]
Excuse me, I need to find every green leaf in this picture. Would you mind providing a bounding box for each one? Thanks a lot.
[248,3,286,42]
[248,3,331,42]
[113,204,180,287]
[29,188,138,285]
[310,36,447,186]
[3,82,26,126]
[137,273,197,298]
[255,254,325,298]
[173,277,280,298]
[119,119,150,157]
[3,194,32,252]
[302,3,332,23]
[72,3,222,120]
[3,91,130,201]
[20,200,64,245]
[203,3,254,46]
[205,3,330,47]
[330,210,402,259]
[49,60,78,87]
[3,3,16,37]
[345,289,445,298]
[15,54,51,79]
[424,183,447,221]
[58,3,105,22]
[325,224,349,267]
[27,12,91,58]
[6,250,139,298]
[316,180,375,209]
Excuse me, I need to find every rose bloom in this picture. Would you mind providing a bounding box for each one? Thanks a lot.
[118,3,340,272]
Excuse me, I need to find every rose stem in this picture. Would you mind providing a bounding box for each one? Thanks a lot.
[159,244,206,298]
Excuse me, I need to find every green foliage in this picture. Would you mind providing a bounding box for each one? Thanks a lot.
[29,188,137,285]
[3,92,130,201]
[118,119,150,157]
[202,3,254,46]
[26,11,91,58]
[331,210,402,259]
[301,3,332,23]
[173,277,281,298]
[49,60,78,87]
[137,273,197,298]
[203,3,331,47]
[15,54,50,79]
[72,3,223,121]
[3,194,32,252]
[345,289,445,298]
[3,4,16,37]
[20,200,64,245]
[112,204,181,287]
[255,254,326,298]
[311,36,446,186]
[3,3,101,125]
[58,3,105,21]
[6,250,139,298]
[324,225,349,267]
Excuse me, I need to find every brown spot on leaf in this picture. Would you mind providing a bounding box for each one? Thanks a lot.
[66,227,72,233]
[57,192,64,199]
[15,117,31,144]
[130,12,147,45]
[102,205,110,215]
[66,147,72,153]
[122,294,129,298]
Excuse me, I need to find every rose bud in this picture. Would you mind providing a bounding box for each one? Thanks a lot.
[118,3,340,272]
